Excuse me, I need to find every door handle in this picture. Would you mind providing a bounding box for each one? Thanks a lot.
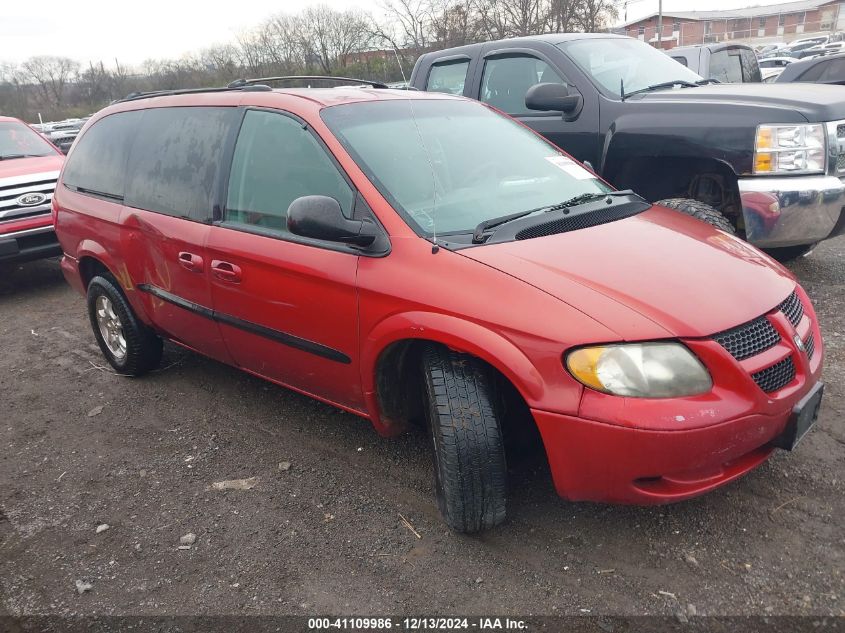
[211,260,242,283]
[178,251,204,272]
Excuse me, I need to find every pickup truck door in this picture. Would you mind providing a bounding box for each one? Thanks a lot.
[469,43,601,168]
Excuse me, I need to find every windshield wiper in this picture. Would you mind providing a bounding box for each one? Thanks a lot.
[695,78,721,85]
[472,190,641,243]
[623,80,699,99]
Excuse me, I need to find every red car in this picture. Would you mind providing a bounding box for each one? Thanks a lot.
[54,82,824,533]
[0,116,64,263]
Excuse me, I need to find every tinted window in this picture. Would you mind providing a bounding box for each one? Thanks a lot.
[225,110,354,235]
[426,60,470,95]
[481,56,566,114]
[799,60,828,81]
[63,111,142,199]
[817,57,845,83]
[671,56,688,67]
[125,107,232,221]
[0,121,58,158]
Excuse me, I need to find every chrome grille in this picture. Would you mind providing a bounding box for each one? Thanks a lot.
[714,316,780,361]
[752,356,796,393]
[0,172,58,224]
[834,121,845,173]
[779,291,804,327]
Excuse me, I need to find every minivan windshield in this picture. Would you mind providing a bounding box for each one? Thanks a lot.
[561,38,703,97]
[0,121,58,159]
[321,99,610,237]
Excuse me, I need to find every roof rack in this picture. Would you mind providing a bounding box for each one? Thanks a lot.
[117,84,272,103]
[227,76,389,89]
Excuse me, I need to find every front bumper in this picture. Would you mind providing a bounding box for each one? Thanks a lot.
[0,225,61,264]
[738,174,845,248]
[533,407,788,504]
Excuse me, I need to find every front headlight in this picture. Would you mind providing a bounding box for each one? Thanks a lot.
[565,342,712,398]
[754,124,826,175]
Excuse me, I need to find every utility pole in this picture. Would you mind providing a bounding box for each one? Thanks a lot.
[657,0,663,47]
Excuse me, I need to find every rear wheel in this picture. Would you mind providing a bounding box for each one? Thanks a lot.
[654,197,736,234]
[764,243,818,263]
[420,344,507,533]
[87,275,162,376]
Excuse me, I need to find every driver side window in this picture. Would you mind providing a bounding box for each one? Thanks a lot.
[480,56,567,115]
[225,110,354,235]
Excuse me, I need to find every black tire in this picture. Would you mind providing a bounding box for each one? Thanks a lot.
[655,198,736,234]
[87,274,162,376]
[420,345,507,533]
[764,243,818,263]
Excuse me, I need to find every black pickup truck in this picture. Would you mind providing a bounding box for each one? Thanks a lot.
[410,33,845,260]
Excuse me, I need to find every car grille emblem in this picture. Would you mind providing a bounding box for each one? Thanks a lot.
[793,334,806,354]
[16,192,47,207]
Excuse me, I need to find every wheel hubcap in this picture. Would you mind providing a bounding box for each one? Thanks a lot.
[95,295,127,361]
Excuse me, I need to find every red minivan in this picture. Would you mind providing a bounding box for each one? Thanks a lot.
[1,116,64,263]
[54,83,824,532]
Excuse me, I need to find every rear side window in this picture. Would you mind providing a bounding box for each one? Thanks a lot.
[224,110,354,235]
[710,47,760,82]
[63,111,142,200]
[709,49,744,82]
[810,57,845,83]
[481,56,567,115]
[671,56,688,67]
[125,107,233,221]
[426,60,470,95]
[799,61,828,82]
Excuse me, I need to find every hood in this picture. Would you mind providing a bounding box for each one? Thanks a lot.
[0,155,64,180]
[636,83,845,122]
[460,206,796,340]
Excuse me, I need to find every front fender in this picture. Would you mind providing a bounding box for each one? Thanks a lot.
[361,311,546,436]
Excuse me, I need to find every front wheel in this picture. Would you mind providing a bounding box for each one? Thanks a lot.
[420,345,507,533]
[654,198,736,234]
[87,275,162,376]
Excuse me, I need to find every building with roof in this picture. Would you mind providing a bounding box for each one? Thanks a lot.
[617,0,845,48]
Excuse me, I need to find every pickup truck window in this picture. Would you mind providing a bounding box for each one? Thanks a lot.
[480,56,566,115]
[671,56,688,67]
[427,60,470,95]
[709,49,743,82]
[225,110,354,234]
[561,38,702,97]
[321,99,608,238]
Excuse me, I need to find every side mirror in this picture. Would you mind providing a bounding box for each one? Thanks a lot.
[287,195,377,247]
[525,83,582,114]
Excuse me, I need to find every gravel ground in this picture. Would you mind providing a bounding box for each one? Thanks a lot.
[0,237,842,618]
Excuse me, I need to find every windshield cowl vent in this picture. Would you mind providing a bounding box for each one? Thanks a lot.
[514,205,644,240]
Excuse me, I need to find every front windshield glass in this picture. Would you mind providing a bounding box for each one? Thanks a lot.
[561,38,703,97]
[320,99,610,236]
[0,121,57,158]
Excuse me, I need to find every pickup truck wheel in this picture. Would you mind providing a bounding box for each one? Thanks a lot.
[87,275,162,376]
[421,345,507,533]
[654,198,736,234]
[764,243,818,263]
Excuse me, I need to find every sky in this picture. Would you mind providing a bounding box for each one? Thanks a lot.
[0,0,801,67]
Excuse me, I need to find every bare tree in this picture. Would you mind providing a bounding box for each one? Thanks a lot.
[577,0,618,31]
[301,5,374,74]
[21,56,79,109]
